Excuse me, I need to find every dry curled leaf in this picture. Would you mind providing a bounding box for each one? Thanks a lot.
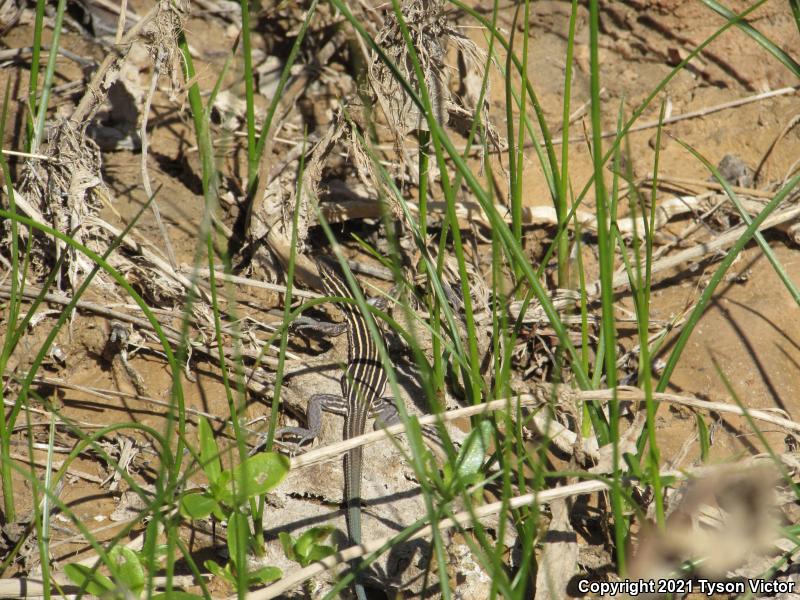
[535,500,579,600]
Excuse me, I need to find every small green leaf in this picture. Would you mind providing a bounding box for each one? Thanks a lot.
[225,452,290,503]
[660,474,678,487]
[214,469,234,505]
[695,413,710,462]
[442,462,454,486]
[180,492,219,520]
[199,417,222,484]
[239,452,291,494]
[247,565,282,584]
[295,526,335,559]
[152,593,205,600]
[278,531,296,561]
[445,420,492,487]
[623,453,644,479]
[213,504,227,522]
[64,564,115,596]
[205,560,236,585]
[109,546,145,596]
[227,512,250,571]
[304,544,336,565]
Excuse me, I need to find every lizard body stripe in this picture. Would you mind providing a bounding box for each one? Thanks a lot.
[316,258,387,600]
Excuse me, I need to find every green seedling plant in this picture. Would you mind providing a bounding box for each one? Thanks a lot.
[279,526,337,568]
[441,420,493,499]
[204,512,282,589]
[65,547,144,599]
[65,545,202,600]
[179,418,289,520]
[179,417,288,589]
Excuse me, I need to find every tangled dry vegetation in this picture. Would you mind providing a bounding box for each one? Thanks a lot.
[2,0,800,598]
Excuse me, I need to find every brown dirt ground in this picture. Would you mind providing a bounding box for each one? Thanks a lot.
[2,0,800,597]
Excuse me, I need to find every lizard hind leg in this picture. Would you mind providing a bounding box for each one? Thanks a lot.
[370,397,400,429]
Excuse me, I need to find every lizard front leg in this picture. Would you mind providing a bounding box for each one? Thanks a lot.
[251,394,348,455]
[275,393,349,447]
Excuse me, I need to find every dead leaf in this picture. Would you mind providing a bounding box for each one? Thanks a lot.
[536,500,578,600]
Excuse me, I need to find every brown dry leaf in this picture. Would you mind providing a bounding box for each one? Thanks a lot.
[86,43,149,151]
[15,119,108,290]
[369,0,449,138]
[111,487,152,522]
[589,411,646,474]
[251,113,347,286]
[535,499,578,600]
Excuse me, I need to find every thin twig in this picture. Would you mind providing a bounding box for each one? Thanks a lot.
[319,192,709,237]
[0,46,94,67]
[585,201,800,298]
[18,375,267,438]
[286,384,800,472]
[9,452,104,484]
[114,0,129,43]
[188,267,321,298]
[71,4,158,125]
[0,575,199,599]
[648,174,775,199]
[90,0,140,21]
[548,85,799,146]
[1,398,100,429]
[0,149,52,161]
[140,46,178,269]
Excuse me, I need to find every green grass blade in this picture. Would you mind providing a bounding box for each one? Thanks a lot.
[677,139,800,305]
[701,0,800,79]
[656,171,800,394]
[30,0,66,153]
[239,0,257,177]
[25,0,46,149]
[588,0,627,574]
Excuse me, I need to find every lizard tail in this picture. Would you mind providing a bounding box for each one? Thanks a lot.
[344,446,363,543]
[345,446,368,600]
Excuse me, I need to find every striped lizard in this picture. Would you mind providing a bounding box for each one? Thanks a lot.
[278,258,396,600]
